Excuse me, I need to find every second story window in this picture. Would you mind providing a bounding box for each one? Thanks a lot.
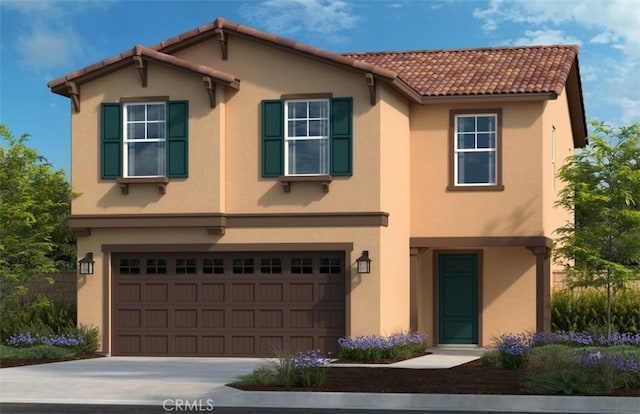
[100,100,189,181]
[450,110,503,190]
[285,99,329,175]
[261,96,353,178]
[124,103,166,177]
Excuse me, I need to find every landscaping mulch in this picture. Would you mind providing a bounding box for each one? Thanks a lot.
[0,354,104,368]
[232,359,640,396]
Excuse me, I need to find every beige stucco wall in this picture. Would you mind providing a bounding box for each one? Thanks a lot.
[541,90,576,272]
[410,101,546,237]
[176,37,382,213]
[71,62,226,215]
[417,247,536,346]
[378,86,411,334]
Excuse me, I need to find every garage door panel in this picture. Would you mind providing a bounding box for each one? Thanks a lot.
[259,283,283,302]
[232,284,255,302]
[175,309,198,328]
[232,336,255,354]
[113,252,345,356]
[290,336,314,353]
[318,310,345,328]
[202,336,225,354]
[118,335,141,354]
[259,310,283,328]
[145,309,168,328]
[202,309,225,328]
[202,283,225,301]
[290,283,314,302]
[319,283,343,302]
[118,284,142,301]
[146,336,168,354]
[145,284,168,301]
[232,310,255,328]
[175,336,198,354]
[118,309,141,327]
[290,310,314,328]
[175,284,198,301]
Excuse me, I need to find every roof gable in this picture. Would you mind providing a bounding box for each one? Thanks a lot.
[48,17,586,145]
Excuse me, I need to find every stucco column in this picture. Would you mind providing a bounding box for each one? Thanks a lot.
[409,247,425,332]
[526,246,551,333]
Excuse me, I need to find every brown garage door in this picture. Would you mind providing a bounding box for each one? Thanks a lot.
[112,252,345,356]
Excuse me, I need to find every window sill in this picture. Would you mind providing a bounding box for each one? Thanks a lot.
[446,184,505,192]
[116,177,170,195]
[278,175,333,193]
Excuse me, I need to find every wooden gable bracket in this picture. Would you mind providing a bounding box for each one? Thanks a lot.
[133,55,148,87]
[65,82,80,113]
[202,77,216,108]
[365,73,376,106]
[214,27,228,60]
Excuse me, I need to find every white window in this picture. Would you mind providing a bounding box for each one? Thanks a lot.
[285,99,330,175]
[123,103,166,177]
[454,114,498,186]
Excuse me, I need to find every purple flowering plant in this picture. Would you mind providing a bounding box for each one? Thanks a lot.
[572,348,640,373]
[338,331,428,362]
[8,332,84,348]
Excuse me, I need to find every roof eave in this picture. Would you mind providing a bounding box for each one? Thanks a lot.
[419,92,558,104]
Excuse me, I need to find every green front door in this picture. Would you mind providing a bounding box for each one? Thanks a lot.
[438,254,478,344]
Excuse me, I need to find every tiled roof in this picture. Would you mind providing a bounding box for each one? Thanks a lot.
[342,45,579,97]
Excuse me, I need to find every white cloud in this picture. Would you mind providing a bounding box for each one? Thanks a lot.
[16,26,86,69]
[617,98,640,125]
[512,29,581,47]
[474,0,640,57]
[241,0,358,38]
[3,0,112,71]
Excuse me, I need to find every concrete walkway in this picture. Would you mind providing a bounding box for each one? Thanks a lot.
[0,350,638,413]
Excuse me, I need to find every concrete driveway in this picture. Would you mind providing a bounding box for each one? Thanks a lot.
[0,357,261,406]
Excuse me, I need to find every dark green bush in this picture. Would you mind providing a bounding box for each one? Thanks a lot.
[552,288,640,333]
[522,370,610,395]
[526,344,574,373]
[0,296,76,342]
[71,324,100,356]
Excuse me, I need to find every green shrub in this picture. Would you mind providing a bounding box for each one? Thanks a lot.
[71,324,100,356]
[0,297,76,342]
[526,344,575,373]
[522,370,610,395]
[480,349,502,367]
[552,288,640,333]
[0,344,76,360]
[232,348,328,388]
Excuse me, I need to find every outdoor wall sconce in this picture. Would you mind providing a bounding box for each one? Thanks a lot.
[356,250,372,274]
[78,252,95,275]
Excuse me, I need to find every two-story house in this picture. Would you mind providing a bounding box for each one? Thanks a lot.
[49,17,586,356]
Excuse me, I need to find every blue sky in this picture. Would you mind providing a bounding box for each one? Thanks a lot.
[1,0,639,174]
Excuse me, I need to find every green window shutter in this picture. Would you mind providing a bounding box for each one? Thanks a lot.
[167,100,189,178]
[262,100,284,177]
[101,103,122,179]
[330,97,353,176]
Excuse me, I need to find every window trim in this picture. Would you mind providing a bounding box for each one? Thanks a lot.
[284,98,331,177]
[448,109,504,192]
[122,101,167,179]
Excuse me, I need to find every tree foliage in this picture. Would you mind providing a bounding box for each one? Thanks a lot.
[554,120,640,338]
[0,124,75,310]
